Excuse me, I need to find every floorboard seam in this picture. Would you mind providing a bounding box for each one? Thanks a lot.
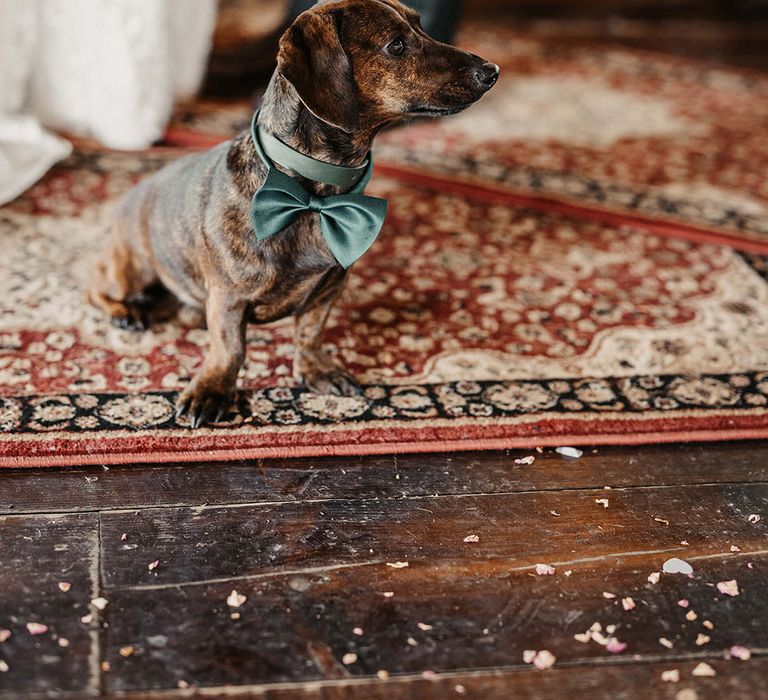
[107,547,768,593]
[3,478,764,518]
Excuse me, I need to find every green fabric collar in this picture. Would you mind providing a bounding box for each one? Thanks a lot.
[248,111,388,269]
[251,111,370,189]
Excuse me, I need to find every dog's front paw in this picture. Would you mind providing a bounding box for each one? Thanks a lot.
[175,380,234,429]
[299,367,363,397]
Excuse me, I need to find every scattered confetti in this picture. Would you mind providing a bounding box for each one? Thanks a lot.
[555,447,583,459]
[58,638,69,648]
[226,590,247,608]
[595,498,609,508]
[0,661,7,673]
[621,597,635,611]
[524,649,556,669]
[661,670,680,683]
[695,633,710,646]
[119,646,135,657]
[58,582,71,592]
[407,637,419,647]
[455,685,467,695]
[0,630,10,643]
[422,670,438,681]
[662,558,693,575]
[463,535,479,543]
[717,579,740,597]
[91,597,108,611]
[535,564,556,576]
[564,570,573,577]
[532,650,556,670]
[353,627,364,636]
[383,592,395,598]
[386,561,409,569]
[26,622,48,636]
[120,533,127,541]
[602,591,616,599]
[747,514,761,524]
[730,645,751,661]
[654,517,670,525]
[148,560,159,571]
[685,610,698,621]
[574,632,591,643]
[605,638,627,654]
[692,662,716,677]
[417,622,433,631]
[659,637,673,649]
[342,653,357,665]
[702,620,714,630]
[377,670,390,680]
[647,572,660,584]
[514,456,535,465]
[680,540,689,546]
[80,614,93,624]
[730,545,741,552]
[230,612,240,620]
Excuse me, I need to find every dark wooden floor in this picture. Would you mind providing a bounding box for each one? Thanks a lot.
[1,441,767,698]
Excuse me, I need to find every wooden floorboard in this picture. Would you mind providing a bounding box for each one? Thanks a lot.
[0,513,99,697]
[3,440,768,516]
[110,657,768,699]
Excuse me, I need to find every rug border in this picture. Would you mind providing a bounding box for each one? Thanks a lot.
[2,426,768,468]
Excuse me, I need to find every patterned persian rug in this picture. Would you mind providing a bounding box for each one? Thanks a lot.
[2,28,768,467]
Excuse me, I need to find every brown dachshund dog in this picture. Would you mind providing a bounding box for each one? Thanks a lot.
[88,0,499,427]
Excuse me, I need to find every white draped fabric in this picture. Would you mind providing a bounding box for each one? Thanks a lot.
[0,0,217,205]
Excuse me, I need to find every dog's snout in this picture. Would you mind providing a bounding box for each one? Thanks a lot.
[475,62,500,90]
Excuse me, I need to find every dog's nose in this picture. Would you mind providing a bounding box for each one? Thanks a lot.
[475,62,500,90]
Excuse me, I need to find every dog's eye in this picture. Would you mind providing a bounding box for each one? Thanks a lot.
[386,37,406,57]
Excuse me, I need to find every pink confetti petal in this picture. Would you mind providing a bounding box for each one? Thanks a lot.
[532,650,556,670]
[26,622,48,636]
[730,645,751,661]
[535,564,555,575]
[717,580,740,597]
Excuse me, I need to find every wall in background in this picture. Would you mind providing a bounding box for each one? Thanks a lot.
[467,0,768,69]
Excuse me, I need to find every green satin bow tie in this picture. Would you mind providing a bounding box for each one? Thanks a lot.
[249,112,387,269]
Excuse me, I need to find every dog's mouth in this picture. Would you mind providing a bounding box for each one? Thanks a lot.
[407,104,472,117]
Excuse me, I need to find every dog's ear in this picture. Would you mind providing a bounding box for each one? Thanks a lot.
[278,9,359,133]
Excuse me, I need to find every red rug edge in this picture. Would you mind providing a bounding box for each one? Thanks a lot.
[2,426,767,469]
[373,163,768,257]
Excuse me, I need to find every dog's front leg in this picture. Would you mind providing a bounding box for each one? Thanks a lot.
[176,288,247,428]
[293,296,362,396]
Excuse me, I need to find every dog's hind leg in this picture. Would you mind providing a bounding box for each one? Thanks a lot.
[87,232,158,332]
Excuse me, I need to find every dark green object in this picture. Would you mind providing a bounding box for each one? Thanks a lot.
[249,113,388,269]
[289,0,463,43]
